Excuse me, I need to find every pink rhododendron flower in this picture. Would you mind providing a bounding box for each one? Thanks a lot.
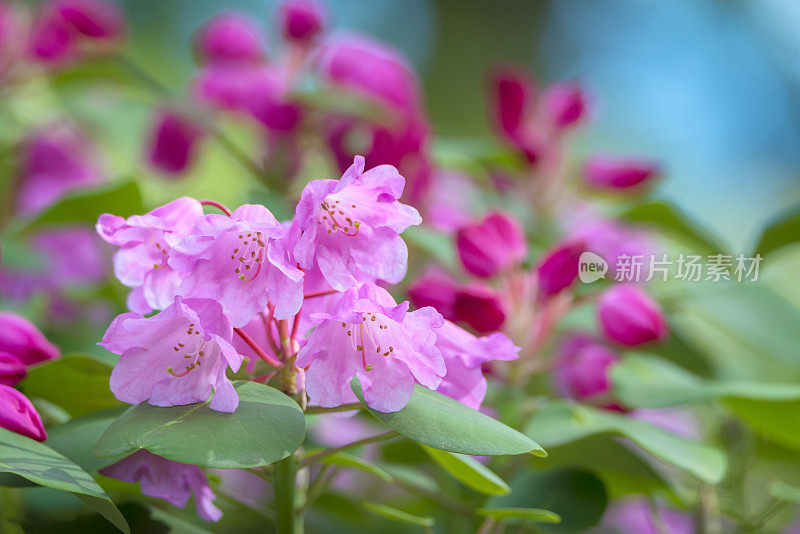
[279,0,325,44]
[292,156,421,291]
[147,110,205,175]
[456,211,527,278]
[195,12,263,65]
[407,267,460,322]
[0,353,27,386]
[583,154,661,190]
[0,312,60,365]
[543,82,587,130]
[31,227,106,286]
[535,240,584,300]
[0,385,47,441]
[97,197,204,314]
[297,283,445,412]
[598,284,668,347]
[17,124,103,216]
[170,204,303,326]
[100,450,222,522]
[421,170,478,232]
[600,498,693,534]
[28,5,76,63]
[55,0,125,40]
[490,67,535,142]
[435,321,519,409]
[100,297,244,412]
[452,284,507,334]
[555,334,619,408]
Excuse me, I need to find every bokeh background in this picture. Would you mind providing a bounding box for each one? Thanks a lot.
[102,0,800,250]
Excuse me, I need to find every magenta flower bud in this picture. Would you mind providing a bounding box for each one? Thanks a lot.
[147,111,204,175]
[543,82,587,130]
[598,284,668,346]
[407,268,460,322]
[55,0,125,39]
[0,313,60,366]
[490,68,535,139]
[28,6,76,63]
[556,335,619,402]
[456,211,527,278]
[0,385,47,441]
[279,0,325,44]
[453,284,506,334]
[195,12,263,65]
[583,155,661,190]
[0,353,26,387]
[535,240,584,300]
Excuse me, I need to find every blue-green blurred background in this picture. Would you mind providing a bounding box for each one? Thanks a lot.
[108,0,800,249]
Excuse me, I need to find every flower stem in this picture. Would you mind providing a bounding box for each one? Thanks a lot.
[233,327,282,368]
[274,453,301,534]
[199,199,232,216]
[299,430,399,468]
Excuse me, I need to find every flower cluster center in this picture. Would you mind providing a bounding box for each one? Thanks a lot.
[230,231,265,282]
[340,313,394,372]
[166,323,206,377]
[318,199,360,237]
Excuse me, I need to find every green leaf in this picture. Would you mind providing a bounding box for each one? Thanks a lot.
[770,481,800,503]
[725,397,800,452]
[47,408,127,473]
[403,225,457,271]
[0,428,129,533]
[351,378,544,456]
[423,446,510,495]
[619,200,725,254]
[95,381,305,468]
[316,451,394,483]
[754,203,800,257]
[361,501,434,528]
[477,507,561,524]
[525,401,726,484]
[21,355,121,417]
[612,354,800,409]
[12,179,142,235]
[489,468,607,533]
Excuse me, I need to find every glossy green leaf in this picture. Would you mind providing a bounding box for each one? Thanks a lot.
[754,203,800,257]
[95,381,305,468]
[612,354,800,409]
[477,507,561,524]
[22,355,121,417]
[361,501,434,528]
[47,408,127,473]
[316,451,394,483]
[0,428,129,533]
[526,401,726,483]
[619,200,725,254]
[351,378,544,456]
[489,468,607,533]
[423,446,510,495]
[12,179,142,235]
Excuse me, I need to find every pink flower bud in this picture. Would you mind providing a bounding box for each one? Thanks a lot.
[456,211,527,278]
[0,353,26,387]
[147,111,204,175]
[0,385,47,441]
[598,284,668,346]
[543,82,587,130]
[55,0,124,39]
[453,284,506,333]
[583,155,661,190]
[279,0,325,44]
[490,68,535,140]
[556,335,619,402]
[195,12,263,65]
[407,268,460,322]
[535,240,584,300]
[28,6,76,63]
[0,313,60,366]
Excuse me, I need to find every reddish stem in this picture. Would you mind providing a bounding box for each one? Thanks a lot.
[234,327,282,368]
[290,309,301,341]
[303,289,338,299]
[200,199,232,216]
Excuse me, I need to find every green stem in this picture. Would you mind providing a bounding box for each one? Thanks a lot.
[274,453,301,534]
[299,430,399,468]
